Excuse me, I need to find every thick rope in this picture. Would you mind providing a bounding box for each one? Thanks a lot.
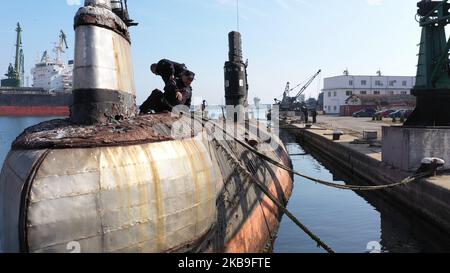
[213,138,335,253]
[197,114,434,192]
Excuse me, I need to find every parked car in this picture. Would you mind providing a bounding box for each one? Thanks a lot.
[353,108,377,117]
[373,109,396,118]
[389,110,403,118]
[389,109,413,119]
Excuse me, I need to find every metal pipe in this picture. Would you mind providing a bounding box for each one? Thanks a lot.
[224,31,248,122]
[71,0,136,124]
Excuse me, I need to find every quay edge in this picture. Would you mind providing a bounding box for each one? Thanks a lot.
[285,124,450,233]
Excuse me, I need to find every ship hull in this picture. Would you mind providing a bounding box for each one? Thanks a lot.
[0,88,72,117]
[0,106,69,117]
[0,114,293,253]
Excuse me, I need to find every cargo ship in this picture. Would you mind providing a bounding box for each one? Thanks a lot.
[0,88,72,117]
[0,0,293,253]
[0,25,73,117]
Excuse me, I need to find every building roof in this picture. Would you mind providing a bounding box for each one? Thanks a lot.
[324,74,416,80]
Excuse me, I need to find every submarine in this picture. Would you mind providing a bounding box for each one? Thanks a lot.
[0,0,293,253]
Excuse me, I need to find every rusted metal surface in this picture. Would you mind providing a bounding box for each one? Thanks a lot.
[74,4,130,42]
[1,114,294,253]
[12,113,203,150]
[186,121,294,253]
[224,165,293,253]
[0,136,221,253]
[70,89,137,125]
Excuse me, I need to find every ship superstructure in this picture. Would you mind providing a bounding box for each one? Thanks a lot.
[31,31,73,92]
[0,26,73,117]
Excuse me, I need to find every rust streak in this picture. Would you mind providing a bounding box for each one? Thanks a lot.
[182,141,201,235]
[112,37,122,91]
[146,148,166,251]
[225,168,293,253]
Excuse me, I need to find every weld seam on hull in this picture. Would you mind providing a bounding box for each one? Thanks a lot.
[18,149,51,253]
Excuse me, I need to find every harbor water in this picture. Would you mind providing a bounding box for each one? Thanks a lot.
[275,131,450,253]
[1,115,450,253]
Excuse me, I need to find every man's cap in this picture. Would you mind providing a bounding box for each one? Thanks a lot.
[183,70,196,80]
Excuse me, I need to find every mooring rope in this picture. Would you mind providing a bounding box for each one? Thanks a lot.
[194,114,434,192]
[157,105,434,253]
[213,138,335,253]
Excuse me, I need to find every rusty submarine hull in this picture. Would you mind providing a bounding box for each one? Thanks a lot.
[0,0,293,253]
[0,114,293,253]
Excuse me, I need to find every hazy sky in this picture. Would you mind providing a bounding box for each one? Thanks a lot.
[0,0,424,104]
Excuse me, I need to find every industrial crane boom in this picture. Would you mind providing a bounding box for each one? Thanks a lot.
[292,69,322,100]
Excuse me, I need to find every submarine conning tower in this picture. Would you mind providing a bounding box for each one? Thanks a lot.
[224,31,249,121]
[71,0,137,125]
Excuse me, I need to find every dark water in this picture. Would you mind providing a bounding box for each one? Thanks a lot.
[274,131,450,253]
[1,117,450,253]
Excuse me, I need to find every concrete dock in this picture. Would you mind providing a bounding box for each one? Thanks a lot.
[284,117,450,232]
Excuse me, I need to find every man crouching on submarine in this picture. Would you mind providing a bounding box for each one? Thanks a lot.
[140,64,195,114]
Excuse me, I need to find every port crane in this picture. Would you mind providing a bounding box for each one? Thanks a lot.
[54,30,69,63]
[1,23,24,88]
[278,69,322,111]
[405,0,450,126]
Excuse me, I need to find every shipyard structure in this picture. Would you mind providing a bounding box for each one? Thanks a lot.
[0,25,73,116]
[322,71,416,116]
[0,0,293,253]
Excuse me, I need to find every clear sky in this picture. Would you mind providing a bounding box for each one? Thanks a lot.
[0,0,424,104]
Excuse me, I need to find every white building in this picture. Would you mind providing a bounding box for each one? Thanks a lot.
[322,73,416,114]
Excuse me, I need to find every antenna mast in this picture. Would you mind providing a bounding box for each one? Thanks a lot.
[236,0,240,31]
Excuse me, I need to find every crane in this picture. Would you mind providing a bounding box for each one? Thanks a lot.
[54,30,68,63]
[1,23,24,87]
[279,69,322,111]
[291,69,322,101]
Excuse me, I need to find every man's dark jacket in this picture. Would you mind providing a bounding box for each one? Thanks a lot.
[164,78,192,108]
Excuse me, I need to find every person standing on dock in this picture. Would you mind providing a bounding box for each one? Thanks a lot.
[311,109,318,124]
[302,106,309,123]
[202,100,208,118]
[150,59,188,84]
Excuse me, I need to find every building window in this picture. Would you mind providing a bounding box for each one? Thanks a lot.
[402,81,407,86]
[328,92,331,97]
[361,80,367,86]
[346,90,352,96]
[375,80,383,86]
[349,80,353,86]
[401,91,408,95]
[373,91,381,95]
[387,90,394,95]
[389,80,396,86]
[360,90,367,95]
[333,91,337,97]
[334,106,337,111]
